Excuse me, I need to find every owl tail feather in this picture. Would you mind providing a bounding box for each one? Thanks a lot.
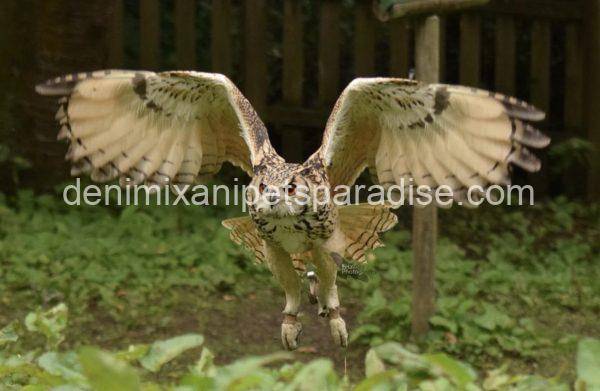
[335,203,398,263]
[221,216,307,272]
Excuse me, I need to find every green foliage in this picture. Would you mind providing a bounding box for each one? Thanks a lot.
[0,189,269,324]
[139,334,204,372]
[548,137,594,174]
[24,303,67,349]
[0,191,598,386]
[0,142,31,186]
[348,199,599,369]
[1,305,597,390]
[576,339,600,390]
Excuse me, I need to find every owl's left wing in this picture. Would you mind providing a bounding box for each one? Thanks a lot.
[36,70,282,187]
[316,78,550,203]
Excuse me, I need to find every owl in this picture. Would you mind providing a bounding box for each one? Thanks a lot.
[37,71,549,350]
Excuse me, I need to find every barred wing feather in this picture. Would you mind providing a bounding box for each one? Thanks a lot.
[37,70,282,189]
[317,78,550,205]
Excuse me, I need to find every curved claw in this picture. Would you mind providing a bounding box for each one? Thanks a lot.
[281,316,302,350]
[329,311,348,348]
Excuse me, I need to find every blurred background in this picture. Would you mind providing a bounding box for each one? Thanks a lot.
[0,1,598,388]
[0,0,598,198]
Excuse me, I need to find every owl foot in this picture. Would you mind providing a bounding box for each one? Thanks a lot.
[318,305,330,317]
[328,309,348,348]
[281,314,302,350]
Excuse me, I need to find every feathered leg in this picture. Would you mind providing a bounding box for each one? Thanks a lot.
[265,242,302,350]
[312,247,348,348]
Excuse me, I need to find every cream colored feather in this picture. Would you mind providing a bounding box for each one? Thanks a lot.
[318,78,550,204]
[37,70,278,188]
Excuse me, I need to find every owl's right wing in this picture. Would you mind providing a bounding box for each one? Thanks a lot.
[36,70,283,187]
[316,78,550,205]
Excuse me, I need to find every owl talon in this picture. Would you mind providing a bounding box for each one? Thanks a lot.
[328,309,348,348]
[318,306,330,317]
[281,315,302,350]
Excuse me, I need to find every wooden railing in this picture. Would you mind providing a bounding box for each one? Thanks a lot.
[106,0,598,198]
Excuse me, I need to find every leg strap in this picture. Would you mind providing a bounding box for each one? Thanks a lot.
[283,313,298,324]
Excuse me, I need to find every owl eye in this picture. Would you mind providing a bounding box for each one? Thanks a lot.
[259,183,266,193]
[286,182,297,195]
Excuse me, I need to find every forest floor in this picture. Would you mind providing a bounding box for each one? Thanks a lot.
[1,190,599,385]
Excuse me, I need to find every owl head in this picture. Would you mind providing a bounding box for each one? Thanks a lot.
[247,162,330,217]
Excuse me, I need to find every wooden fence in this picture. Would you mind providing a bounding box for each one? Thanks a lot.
[106,0,599,198]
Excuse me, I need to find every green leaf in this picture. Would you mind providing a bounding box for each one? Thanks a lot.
[429,316,458,334]
[473,305,513,331]
[365,348,387,377]
[422,353,477,387]
[37,351,86,384]
[287,359,339,390]
[577,338,600,388]
[115,344,150,363]
[355,370,403,390]
[192,347,217,377]
[139,334,204,372]
[78,347,140,391]
[0,322,19,346]
[24,303,68,348]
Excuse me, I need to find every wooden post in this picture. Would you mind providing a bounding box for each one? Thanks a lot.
[412,15,443,338]
[244,0,267,114]
[530,19,551,197]
[459,13,481,86]
[355,0,376,76]
[140,0,160,70]
[281,0,304,162]
[211,0,232,76]
[494,16,516,95]
[584,0,600,199]
[175,0,196,69]
[389,19,411,78]
[107,0,124,68]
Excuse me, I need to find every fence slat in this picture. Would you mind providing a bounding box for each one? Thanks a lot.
[565,24,584,130]
[282,0,304,162]
[108,0,124,67]
[584,0,600,199]
[211,0,232,76]
[389,19,411,77]
[282,0,303,104]
[494,16,516,95]
[530,19,551,196]
[244,0,267,113]
[564,23,585,196]
[412,15,443,338]
[318,0,341,105]
[459,13,481,86]
[140,0,160,70]
[355,0,376,76]
[175,0,196,69]
[531,20,551,112]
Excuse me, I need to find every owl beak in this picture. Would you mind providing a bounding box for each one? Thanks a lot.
[266,194,279,204]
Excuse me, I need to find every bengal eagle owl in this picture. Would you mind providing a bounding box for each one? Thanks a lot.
[37,71,549,350]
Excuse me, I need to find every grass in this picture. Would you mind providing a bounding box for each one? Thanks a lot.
[0,188,598,388]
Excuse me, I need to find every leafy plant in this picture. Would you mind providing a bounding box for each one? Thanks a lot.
[2,304,597,389]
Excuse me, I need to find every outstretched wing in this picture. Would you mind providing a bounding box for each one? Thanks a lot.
[36,70,282,187]
[316,78,550,204]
